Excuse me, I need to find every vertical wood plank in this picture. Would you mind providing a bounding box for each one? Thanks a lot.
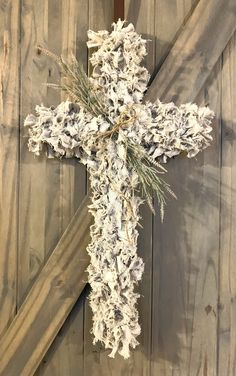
[154,0,198,71]
[218,32,236,376]
[151,1,221,373]
[188,64,220,376]
[60,0,88,241]
[152,66,221,376]
[0,0,20,337]
[19,2,65,374]
[151,1,220,375]
[19,0,54,304]
[35,1,89,375]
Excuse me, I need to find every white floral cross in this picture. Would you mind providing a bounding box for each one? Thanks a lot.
[24,20,214,359]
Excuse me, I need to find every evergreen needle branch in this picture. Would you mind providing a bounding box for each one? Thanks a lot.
[126,140,176,221]
[37,46,108,119]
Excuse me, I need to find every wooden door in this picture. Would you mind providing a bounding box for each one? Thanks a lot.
[0,0,236,375]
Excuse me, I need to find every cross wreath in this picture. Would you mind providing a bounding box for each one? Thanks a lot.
[24,20,214,359]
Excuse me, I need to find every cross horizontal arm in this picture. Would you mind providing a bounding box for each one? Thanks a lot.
[126,100,214,163]
[0,196,92,376]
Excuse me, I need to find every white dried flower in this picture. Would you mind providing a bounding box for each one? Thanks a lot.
[87,19,150,118]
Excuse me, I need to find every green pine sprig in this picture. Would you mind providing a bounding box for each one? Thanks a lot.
[38,46,107,119]
[127,141,176,221]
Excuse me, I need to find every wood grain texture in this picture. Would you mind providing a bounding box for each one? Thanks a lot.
[154,0,197,72]
[0,0,20,337]
[17,1,88,375]
[149,1,220,375]
[18,2,64,375]
[150,54,221,376]
[18,0,61,306]
[1,1,236,375]
[36,1,89,374]
[147,0,236,104]
[149,1,221,375]
[0,196,92,376]
[218,32,236,376]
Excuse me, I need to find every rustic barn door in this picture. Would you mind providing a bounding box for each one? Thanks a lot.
[0,0,236,375]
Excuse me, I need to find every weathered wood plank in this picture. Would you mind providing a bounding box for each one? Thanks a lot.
[37,1,89,374]
[147,0,236,104]
[0,0,233,374]
[18,2,64,376]
[218,32,236,376]
[0,195,92,376]
[0,0,20,337]
[151,56,221,376]
[18,0,62,306]
[154,0,197,72]
[150,1,223,375]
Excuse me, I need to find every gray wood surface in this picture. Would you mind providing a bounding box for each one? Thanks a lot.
[0,0,20,337]
[218,31,236,376]
[0,0,236,375]
[35,1,89,374]
[150,50,221,376]
[140,0,221,374]
[147,0,236,104]
[0,196,92,376]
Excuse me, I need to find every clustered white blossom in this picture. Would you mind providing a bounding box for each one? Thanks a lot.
[122,101,213,163]
[24,20,214,359]
[87,20,149,118]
